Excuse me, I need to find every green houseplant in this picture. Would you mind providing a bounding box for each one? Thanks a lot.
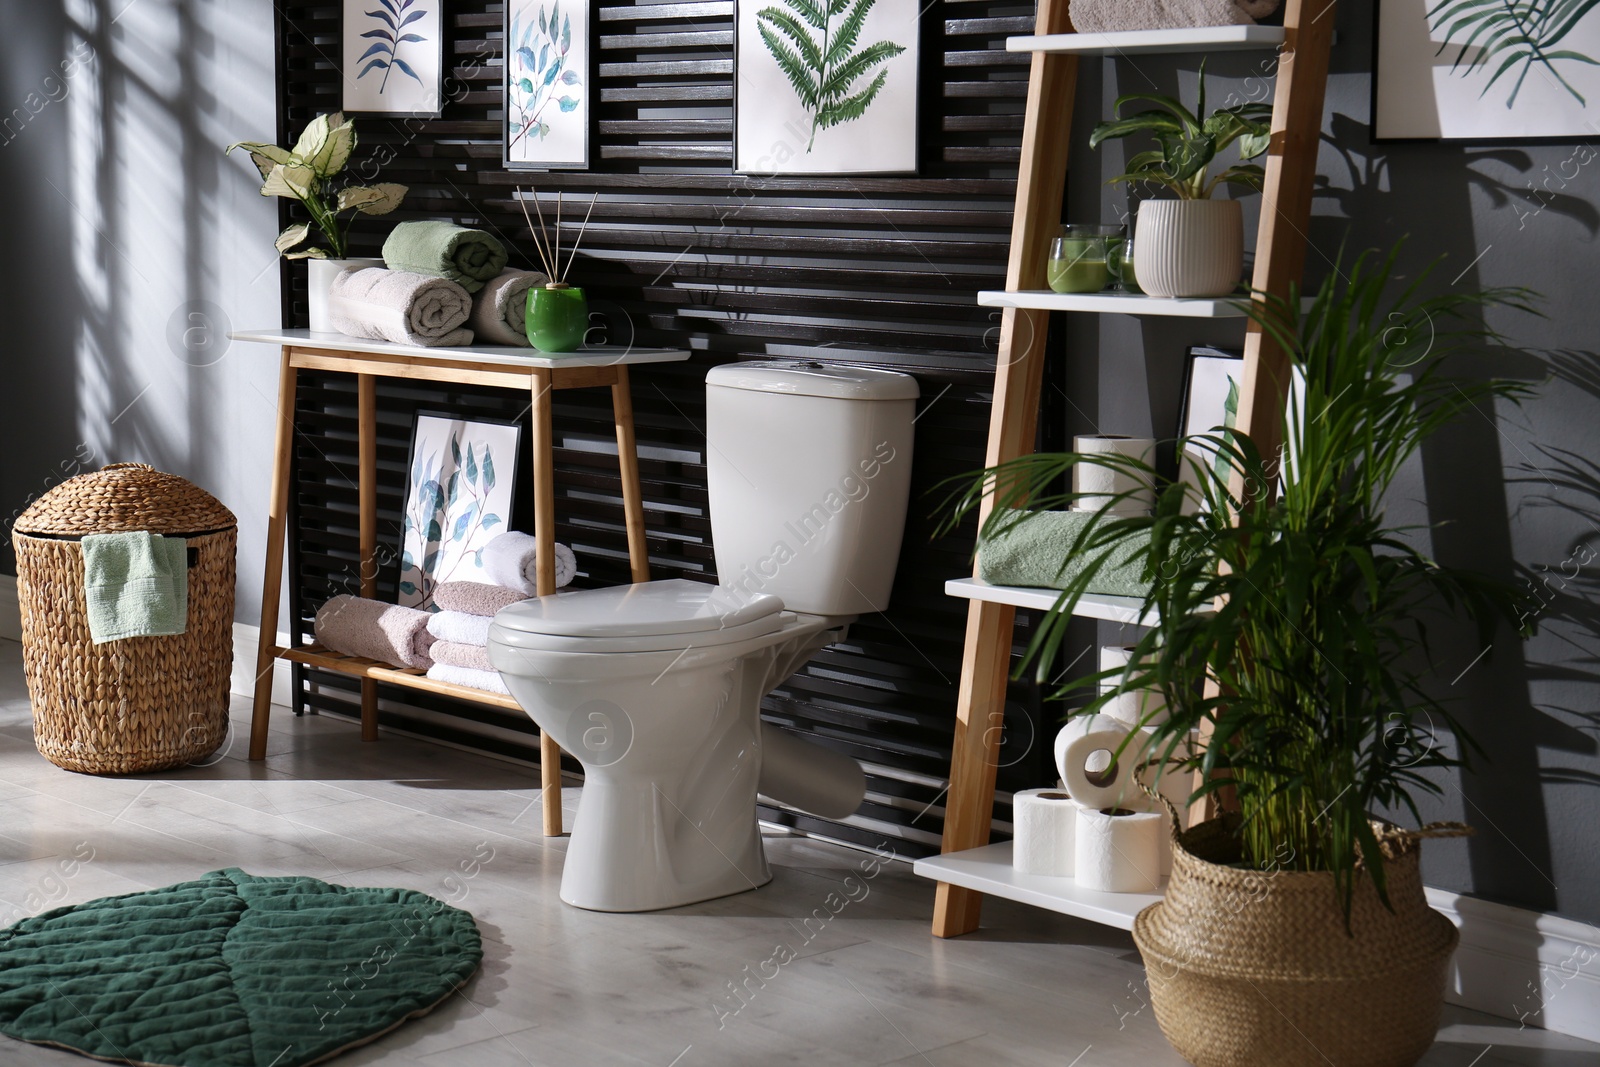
[227,112,407,332]
[1089,62,1271,298]
[943,245,1535,1066]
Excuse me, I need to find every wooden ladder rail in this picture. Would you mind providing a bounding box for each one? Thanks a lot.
[930,0,1340,939]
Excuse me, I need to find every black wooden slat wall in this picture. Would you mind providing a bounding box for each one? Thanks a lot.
[278,0,1059,856]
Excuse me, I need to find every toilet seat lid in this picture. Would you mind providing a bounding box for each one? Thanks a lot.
[491,579,784,641]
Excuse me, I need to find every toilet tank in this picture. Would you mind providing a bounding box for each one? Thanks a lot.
[705,362,919,616]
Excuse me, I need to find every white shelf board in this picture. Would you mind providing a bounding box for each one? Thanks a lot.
[946,577,1154,625]
[1008,26,1286,56]
[230,328,692,370]
[978,290,1247,318]
[913,841,1164,931]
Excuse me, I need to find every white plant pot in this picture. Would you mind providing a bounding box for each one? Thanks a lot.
[1132,199,1244,299]
[307,257,383,333]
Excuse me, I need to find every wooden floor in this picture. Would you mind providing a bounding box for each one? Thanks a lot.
[0,640,1594,1066]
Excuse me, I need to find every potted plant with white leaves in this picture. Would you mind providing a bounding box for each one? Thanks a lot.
[943,244,1536,1066]
[227,112,407,332]
[1090,62,1271,299]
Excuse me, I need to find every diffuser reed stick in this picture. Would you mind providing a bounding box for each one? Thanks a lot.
[515,185,599,288]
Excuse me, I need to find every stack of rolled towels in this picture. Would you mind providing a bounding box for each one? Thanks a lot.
[1012,645,1189,894]
[1068,0,1280,31]
[326,220,547,348]
[310,529,579,696]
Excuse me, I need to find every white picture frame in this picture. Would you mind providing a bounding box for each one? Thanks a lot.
[342,0,445,117]
[399,414,522,609]
[504,0,591,170]
[1374,0,1600,142]
[734,0,920,175]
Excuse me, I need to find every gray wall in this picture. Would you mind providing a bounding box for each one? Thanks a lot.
[1068,9,1600,924]
[0,0,281,621]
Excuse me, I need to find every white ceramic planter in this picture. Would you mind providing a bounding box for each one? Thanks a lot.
[1132,199,1244,299]
[307,257,383,333]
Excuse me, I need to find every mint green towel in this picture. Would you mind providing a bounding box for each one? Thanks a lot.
[382,220,509,294]
[977,509,1153,597]
[81,531,188,644]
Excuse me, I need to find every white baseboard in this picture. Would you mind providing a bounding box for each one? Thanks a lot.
[231,621,293,709]
[0,574,18,641]
[1428,886,1600,1042]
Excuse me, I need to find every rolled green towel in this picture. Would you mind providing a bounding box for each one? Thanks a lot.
[977,509,1153,597]
[382,220,509,294]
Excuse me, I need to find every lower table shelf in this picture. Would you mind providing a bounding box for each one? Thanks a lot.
[945,576,1155,625]
[912,840,1165,932]
[276,645,521,711]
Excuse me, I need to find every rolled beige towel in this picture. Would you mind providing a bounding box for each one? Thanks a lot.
[432,581,529,617]
[314,595,436,669]
[431,640,494,672]
[1068,0,1271,31]
[328,267,474,348]
[469,268,547,347]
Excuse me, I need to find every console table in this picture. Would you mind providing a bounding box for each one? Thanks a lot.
[230,329,691,836]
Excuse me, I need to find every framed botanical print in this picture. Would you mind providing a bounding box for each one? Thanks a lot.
[734,0,920,175]
[504,0,591,169]
[1375,0,1600,141]
[342,0,444,117]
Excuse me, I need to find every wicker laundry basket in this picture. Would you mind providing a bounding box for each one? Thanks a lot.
[11,463,237,774]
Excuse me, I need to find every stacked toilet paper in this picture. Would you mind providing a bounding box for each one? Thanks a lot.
[1098,644,1169,726]
[1073,435,1156,515]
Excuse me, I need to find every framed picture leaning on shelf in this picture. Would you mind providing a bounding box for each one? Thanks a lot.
[734,0,920,175]
[342,0,444,117]
[1374,0,1600,141]
[504,0,591,169]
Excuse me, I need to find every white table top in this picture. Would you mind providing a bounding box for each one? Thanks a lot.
[229,329,693,370]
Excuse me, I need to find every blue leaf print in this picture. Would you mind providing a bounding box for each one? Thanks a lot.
[427,519,442,543]
[450,434,462,465]
[399,580,417,595]
[474,547,485,566]
[558,96,578,112]
[355,2,429,94]
[453,503,478,541]
[465,443,479,485]
[424,549,439,571]
[480,514,503,531]
[482,446,496,490]
[447,469,460,505]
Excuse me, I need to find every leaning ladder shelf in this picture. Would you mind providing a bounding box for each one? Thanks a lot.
[921,2,1339,937]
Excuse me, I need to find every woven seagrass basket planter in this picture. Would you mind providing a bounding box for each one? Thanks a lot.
[11,464,237,774]
[1132,814,1460,1067]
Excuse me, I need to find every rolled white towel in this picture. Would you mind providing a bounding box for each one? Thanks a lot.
[480,531,577,596]
[426,661,510,696]
[468,268,547,346]
[426,610,493,646]
[328,267,474,348]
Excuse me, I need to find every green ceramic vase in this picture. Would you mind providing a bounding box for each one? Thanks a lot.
[525,284,588,352]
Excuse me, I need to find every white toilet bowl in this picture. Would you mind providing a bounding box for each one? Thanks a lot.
[489,580,849,912]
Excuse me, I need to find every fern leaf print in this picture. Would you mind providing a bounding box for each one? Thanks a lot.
[355,0,430,93]
[1427,0,1600,107]
[756,0,907,151]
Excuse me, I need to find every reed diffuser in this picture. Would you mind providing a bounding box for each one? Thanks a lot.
[517,186,598,353]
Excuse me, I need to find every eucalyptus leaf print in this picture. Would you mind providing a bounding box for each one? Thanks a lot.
[508,0,583,151]
[355,0,430,94]
[1428,0,1600,107]
[756,0,907,151]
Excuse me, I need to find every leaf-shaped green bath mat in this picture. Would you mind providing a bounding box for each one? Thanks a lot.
[0,868,482,1067]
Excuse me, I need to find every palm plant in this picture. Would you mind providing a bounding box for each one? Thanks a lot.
[1429,0,1600,107]
[1088,61,1272,199]
[941,244,1536,918]
[227,113,406,259]
[756,0,907,152]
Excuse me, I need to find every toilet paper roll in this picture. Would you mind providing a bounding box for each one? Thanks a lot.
[1074,805,1165,893]
[1073,435,1156,514]
[1055,715,1157,811]
[1098,645,1169,726]
[1012,788,1079,878]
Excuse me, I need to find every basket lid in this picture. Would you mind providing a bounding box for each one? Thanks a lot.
[14,463,236,536]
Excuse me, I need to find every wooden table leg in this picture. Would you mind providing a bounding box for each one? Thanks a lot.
[357,373,379,743]
[931,598,1016,937]
[249,348,299,761]
[610,366,651,584]
[531,368,564,836]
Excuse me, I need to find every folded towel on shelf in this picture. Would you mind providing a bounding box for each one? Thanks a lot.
[425,610,494,647]
[431,640,494,672]
[432,581,529,617]
[468,268,547,347]
[480,531,577,596]
[314,595,436,669]
[426,662,510,696]
[977,509,1153,598]
[382,220,509,294]
[81,531,189,644]
[328,268,474,348]
[1067,0,1269,32]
